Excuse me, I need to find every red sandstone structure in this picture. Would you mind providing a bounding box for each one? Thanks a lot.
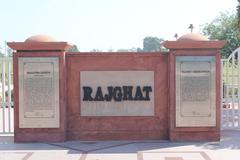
[8,33,225,142]
[165,33,225,141]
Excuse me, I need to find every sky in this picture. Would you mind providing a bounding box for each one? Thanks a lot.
[0,0,238,51]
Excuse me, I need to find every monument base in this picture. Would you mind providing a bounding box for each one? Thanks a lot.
[170,131,220,142]
[14,132,66,142]
[67,130,168,141]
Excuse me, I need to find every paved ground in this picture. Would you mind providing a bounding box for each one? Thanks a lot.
[0,130,240,160]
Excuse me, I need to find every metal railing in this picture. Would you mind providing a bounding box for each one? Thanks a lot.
[0,57,13,135]
[221,47,240,130]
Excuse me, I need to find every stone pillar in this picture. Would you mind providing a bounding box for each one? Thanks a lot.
[8,35,72,142]
[164,33,225,141]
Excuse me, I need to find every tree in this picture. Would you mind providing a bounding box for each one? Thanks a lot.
[237,0,240,26]
[0,41,13,57]
[117,47,137,52]
[143,36,164,52]
[0,45,5,57]
[90,49,102,52]
[0,51,4,57]
[137,48,143,52]
[201,12,240,58]
[68,45,79,52]
[6,47,13,57]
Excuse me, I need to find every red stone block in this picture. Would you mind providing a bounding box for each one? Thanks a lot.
[7,33,225,142]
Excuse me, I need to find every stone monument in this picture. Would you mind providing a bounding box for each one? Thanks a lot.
[8,33,225,142]
[164,33,225,141]
[8,35,72,142]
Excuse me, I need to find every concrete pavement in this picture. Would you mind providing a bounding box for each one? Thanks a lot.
[0,130,239,160]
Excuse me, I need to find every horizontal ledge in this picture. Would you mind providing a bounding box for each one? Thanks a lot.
[7,42,72,51]
[66,52,168,57]
[163,40,226,49]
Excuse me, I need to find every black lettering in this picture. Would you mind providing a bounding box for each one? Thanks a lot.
[113,86,122,101]
[143,86,152,101]
[122,86,133,100]
[82,86,93,101]
[105,86,114,101]
[84,85,152,102]
[94,87,104,101]
[134,86,144,100]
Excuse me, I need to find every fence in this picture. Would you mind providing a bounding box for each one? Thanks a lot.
[0,57,14,135]
[221,47,240,130]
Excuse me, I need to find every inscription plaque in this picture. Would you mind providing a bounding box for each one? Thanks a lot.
[176,56,216,127]
[19,57,59,128]
[80,71,154,116]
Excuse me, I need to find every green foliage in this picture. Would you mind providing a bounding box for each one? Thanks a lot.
[6,48,13,57]
[143,36,165,52]
[0,51,4,57]
[68,45,79,52]
[222,63,238,84]
[90,49,102,52]
[117,47,137,52]
[237,0,240,26]
[201,12,240,58]
[0,42,13,57]
[5,89,14,100]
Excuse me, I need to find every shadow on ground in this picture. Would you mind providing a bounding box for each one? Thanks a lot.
[197,130,240,150]
[0,130,239,154]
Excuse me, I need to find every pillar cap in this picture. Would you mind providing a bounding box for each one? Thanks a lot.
[178,33,209,41]
[163,33,225,49]
[25,35,57,43]
[7,34,72,51]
